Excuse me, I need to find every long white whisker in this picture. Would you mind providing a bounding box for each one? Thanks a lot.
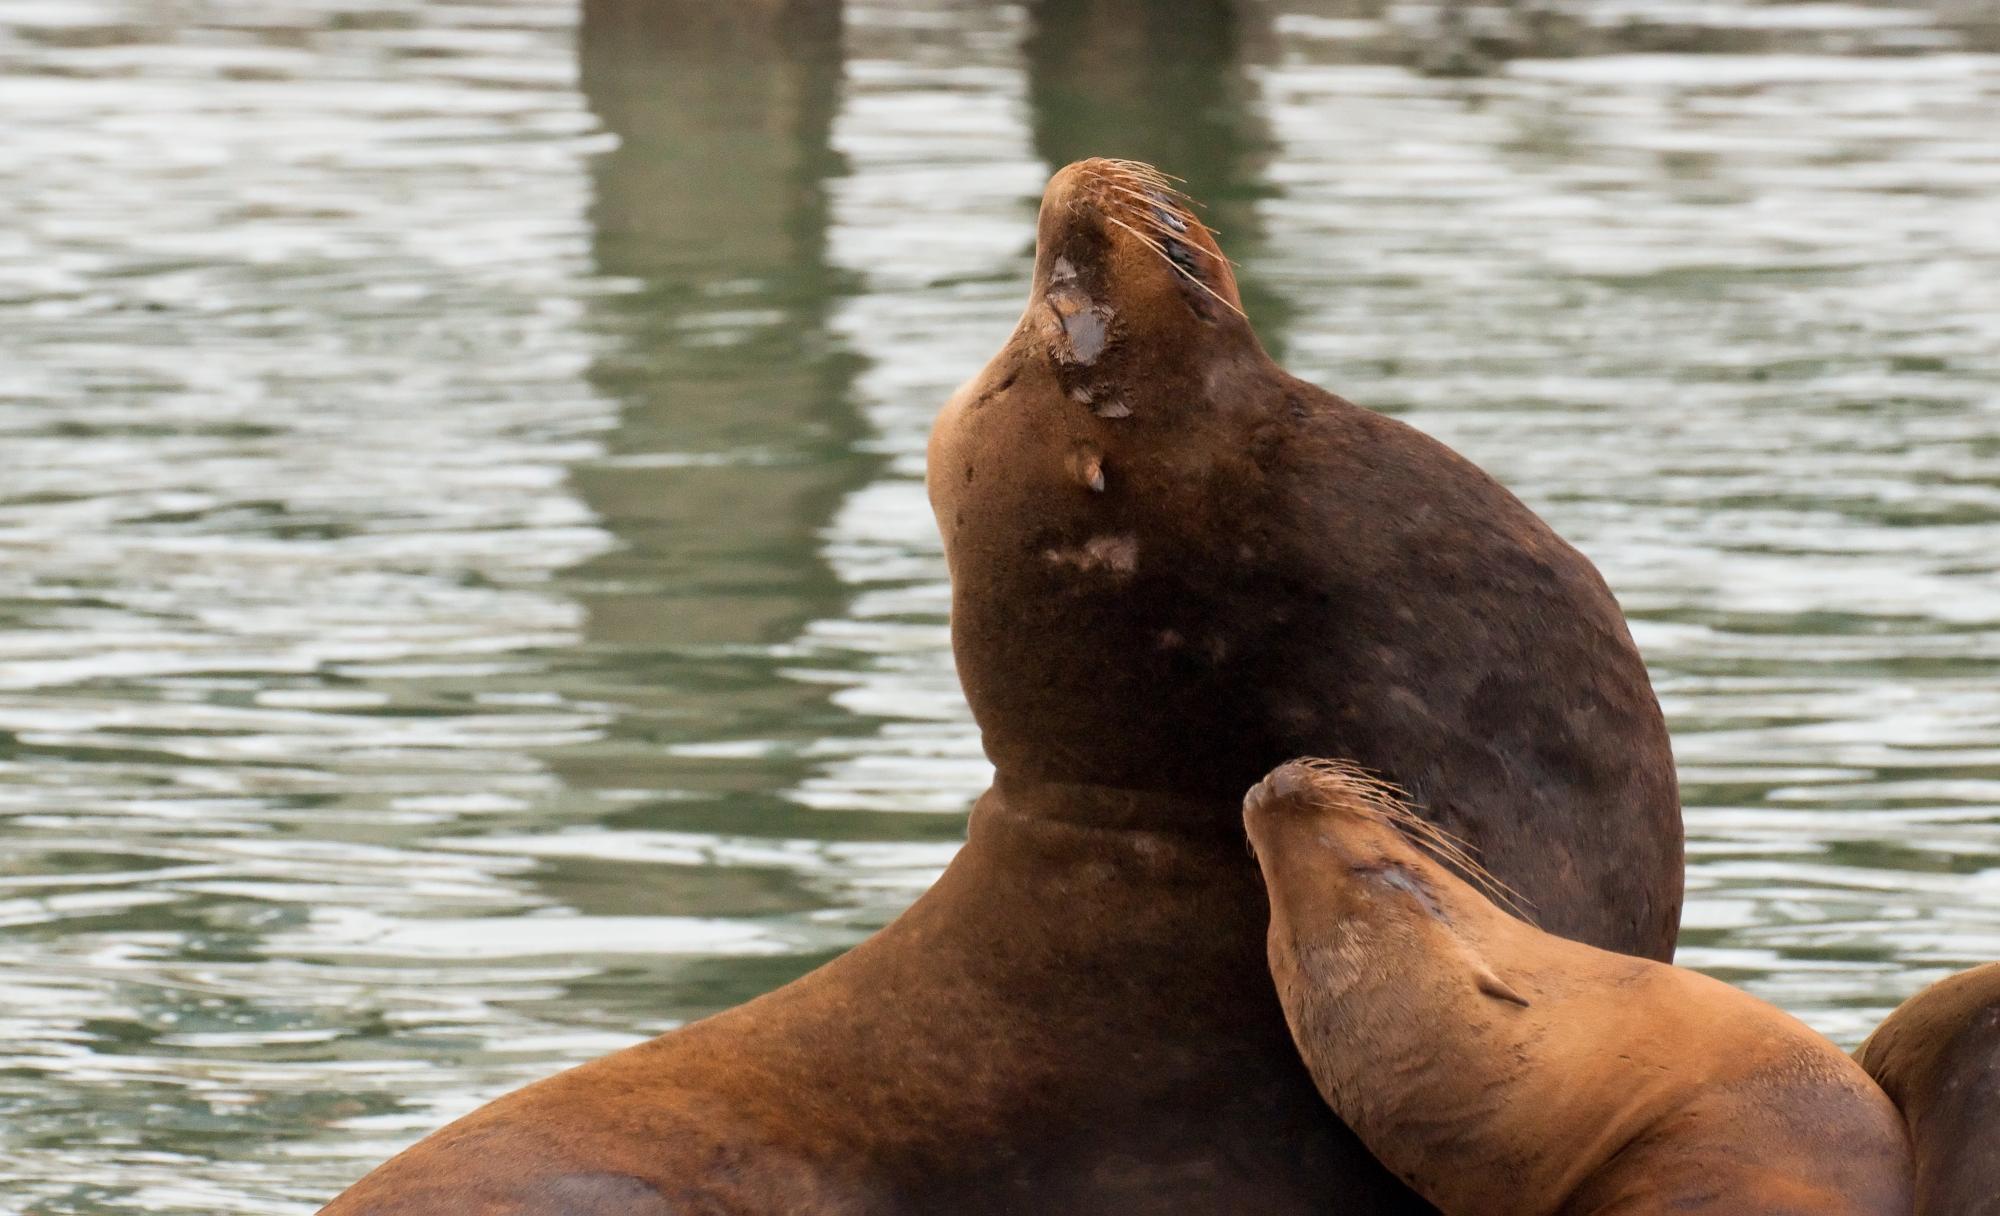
[1100,214,1246,319]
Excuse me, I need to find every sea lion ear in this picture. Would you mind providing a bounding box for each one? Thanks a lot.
[1474,964,1530,1008]
[1437,915,1531,1007]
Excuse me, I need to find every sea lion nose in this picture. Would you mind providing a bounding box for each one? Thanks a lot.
[1242,777,1273,820]
[1267,762,1314,806]
[1036,160,1105,233]
[1244,762,1312,822]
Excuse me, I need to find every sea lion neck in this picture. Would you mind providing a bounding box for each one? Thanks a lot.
[928,161,1301,809]
[929,161,1679,959]
[983,772,1240,838]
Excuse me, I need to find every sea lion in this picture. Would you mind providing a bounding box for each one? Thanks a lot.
[320,160,1680,1214]
[1858,962,2000,1215]
[1245,758,1912,1216]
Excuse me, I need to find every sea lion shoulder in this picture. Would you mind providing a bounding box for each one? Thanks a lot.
[1857,962,2000,1215]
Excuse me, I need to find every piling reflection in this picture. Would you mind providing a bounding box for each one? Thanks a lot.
[553,0,873,939]
[574,0,857,649]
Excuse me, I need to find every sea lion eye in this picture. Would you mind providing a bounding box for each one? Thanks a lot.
[1145,198,1203,280]
[1353,861,1448,921]
[1159,231,1202,280]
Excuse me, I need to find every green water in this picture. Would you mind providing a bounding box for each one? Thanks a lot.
[1,0,1998,1210]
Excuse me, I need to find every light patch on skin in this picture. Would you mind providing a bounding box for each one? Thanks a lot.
[1357,860,1447,923]
[1045,291,1111,365]
[1042,256,1114,366]
[1067,447,1106,493]
[1043,534,1139,576]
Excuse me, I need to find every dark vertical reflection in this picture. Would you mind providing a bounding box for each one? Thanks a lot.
[1022,0,1291,351]
[551,1,875,935]
[575,0,858,652]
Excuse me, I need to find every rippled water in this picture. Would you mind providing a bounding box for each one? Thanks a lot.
[1,0,1997,1210]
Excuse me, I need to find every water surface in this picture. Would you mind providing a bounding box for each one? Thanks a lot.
[1,0,1997,1210]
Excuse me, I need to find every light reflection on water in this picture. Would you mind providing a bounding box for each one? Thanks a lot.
[0,0,1996,1210]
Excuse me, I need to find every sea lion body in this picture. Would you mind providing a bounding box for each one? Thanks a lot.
[1244,759,1911,1216]
[321,161,1680,1214]
[930,163,1679,955]
[1858,962,2000,1215]
[320,781,1391,1214]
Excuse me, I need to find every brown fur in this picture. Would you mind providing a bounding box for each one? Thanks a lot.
[1246,760,1912,1216]
[320,159,1679,1213]
[930,158,1681,952]
[1858,963,2000,1215]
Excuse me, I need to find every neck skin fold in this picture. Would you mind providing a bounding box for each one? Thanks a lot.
[983,773,1246,839]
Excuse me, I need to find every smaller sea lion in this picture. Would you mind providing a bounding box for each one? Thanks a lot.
[1857,962,2000,1216]
[1244,758,1913,1216]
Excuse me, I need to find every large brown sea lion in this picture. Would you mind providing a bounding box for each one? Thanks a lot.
[1858,962,2000,1215]
[319,160,1680,1214]
[1245,758,1910,1216]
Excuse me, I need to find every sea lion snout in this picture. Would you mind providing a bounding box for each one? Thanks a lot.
[1244,760,1423,932]
[1242,764,1334,873]
[1242,762,1316,829]
[1246,759,1518,938]
[1243,760,1405,843]
[1033,159,1245,338]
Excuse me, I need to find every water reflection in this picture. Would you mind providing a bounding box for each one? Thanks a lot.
[771,1,1032,817]
[574,0,856,649]
[559,0,879,938]
[0,5,626,1209]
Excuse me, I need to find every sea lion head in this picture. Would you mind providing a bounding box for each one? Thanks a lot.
[928,160,1303,800]
[1242,759,1530,1008]
[1249,762,1911,1216]
[1024,158,1251,380]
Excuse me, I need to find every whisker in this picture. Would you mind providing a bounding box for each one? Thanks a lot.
[1101,186,1218,242]
[1086,162,1200,215]
[1091,182,1239,269]
[1294,758,1537,923]
[1100,214,1247,319]
[1098,158,1188,190]
[1098,179,1187,210]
